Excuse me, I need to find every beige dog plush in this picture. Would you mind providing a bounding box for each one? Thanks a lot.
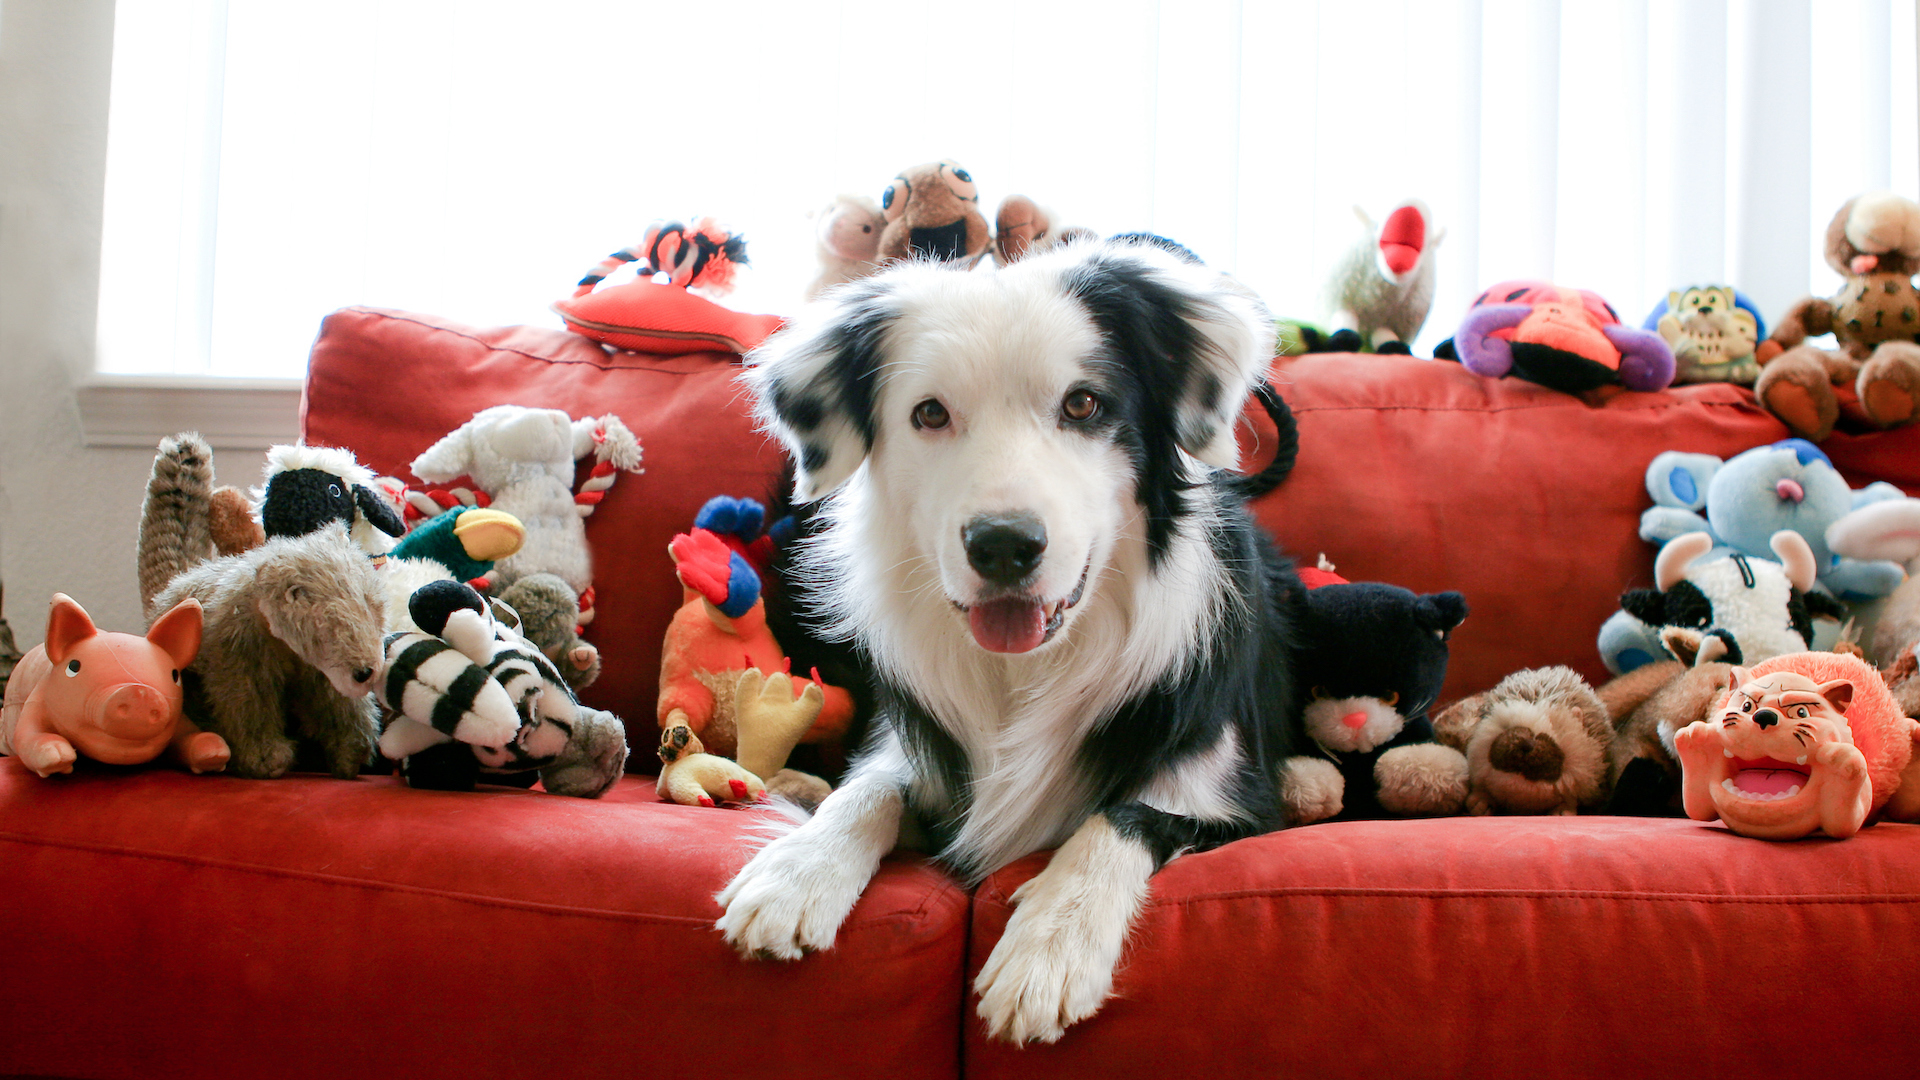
[1432,666,1613,815]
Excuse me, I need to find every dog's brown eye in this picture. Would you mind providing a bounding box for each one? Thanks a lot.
[912,399,950,430]
[1062,390,1099,423]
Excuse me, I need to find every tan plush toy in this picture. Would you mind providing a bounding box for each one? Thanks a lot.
[992,194,1096,266]
[876,160,992,266]
[1431,666,1613,815]
[657,669,830,808]
[805,194,885,300]
[1752,192,1920,440]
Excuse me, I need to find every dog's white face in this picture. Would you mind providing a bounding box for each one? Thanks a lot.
[749,240,1273,659]
[865,285,1129,653]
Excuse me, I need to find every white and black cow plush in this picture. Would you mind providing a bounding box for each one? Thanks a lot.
[1605,530,1844,672]
[378,580,627,797]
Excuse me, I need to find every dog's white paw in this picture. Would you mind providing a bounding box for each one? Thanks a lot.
[715,832,869,961]
[973,878,1128,1045]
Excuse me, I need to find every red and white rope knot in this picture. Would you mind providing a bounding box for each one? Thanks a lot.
[573,416,642,520]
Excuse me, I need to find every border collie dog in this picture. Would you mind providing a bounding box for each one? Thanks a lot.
[718,239,1307,1045]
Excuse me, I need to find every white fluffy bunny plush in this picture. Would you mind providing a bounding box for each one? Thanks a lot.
[409,406,643,606]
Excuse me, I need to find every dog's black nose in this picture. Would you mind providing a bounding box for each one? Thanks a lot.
[352,667,375,684]
[1753,708,1780,730]
[964,514,1047,586]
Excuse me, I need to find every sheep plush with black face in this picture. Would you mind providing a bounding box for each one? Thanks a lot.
[1281,578,1471,824]
[204,444,409,562]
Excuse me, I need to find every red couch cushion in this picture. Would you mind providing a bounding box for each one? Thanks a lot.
[306,315,1920,731]
[966,816,1920,1077]
[303,307,787,743]
[1239,355,1920,703]
[0,758,967,1080]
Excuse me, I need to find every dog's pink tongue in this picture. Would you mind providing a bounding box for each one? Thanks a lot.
[970,599,1046,654]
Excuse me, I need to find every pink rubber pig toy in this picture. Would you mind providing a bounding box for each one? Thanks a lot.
[0,593,228,777]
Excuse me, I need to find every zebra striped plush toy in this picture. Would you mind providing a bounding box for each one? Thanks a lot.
[378,579,627,797]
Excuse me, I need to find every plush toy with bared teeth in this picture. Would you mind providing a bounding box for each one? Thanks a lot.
[1673,652,1920,839]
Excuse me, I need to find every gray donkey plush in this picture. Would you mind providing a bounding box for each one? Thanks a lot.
[139,434,388,779]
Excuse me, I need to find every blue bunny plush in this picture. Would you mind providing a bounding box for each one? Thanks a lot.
[1638,439,1906,602]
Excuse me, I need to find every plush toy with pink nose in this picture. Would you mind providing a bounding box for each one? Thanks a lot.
[1277,563,1472,825]
[0,593,227,777]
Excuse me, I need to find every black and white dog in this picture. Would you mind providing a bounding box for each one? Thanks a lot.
[717,239,1307,1044]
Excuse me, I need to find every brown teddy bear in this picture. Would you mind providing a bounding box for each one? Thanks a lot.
[1753,191,1920,441]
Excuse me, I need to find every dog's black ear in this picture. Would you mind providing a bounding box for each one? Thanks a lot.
[745,279,897,503]
[1060,244,1276,469]
[353,484,407,538]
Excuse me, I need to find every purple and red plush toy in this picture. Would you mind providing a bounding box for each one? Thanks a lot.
[1448,281,1675,398]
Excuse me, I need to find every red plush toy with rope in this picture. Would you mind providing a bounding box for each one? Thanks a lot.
[553,217,785,356]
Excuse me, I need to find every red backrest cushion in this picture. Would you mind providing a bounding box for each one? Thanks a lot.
[307,313,1920,738]
[1240,354,1920,704]
[304,308,784,741]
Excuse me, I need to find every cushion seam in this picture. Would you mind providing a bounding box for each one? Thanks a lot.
[0,831,937,931]
[341,306,740,372]
[977,886,1920,910]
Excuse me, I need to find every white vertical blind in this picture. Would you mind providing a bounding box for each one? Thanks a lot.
[97,0,1920,377]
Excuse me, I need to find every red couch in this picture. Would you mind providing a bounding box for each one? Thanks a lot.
[4,308,1919,1079]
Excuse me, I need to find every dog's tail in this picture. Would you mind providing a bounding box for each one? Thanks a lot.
[138,432,217,613]
[1221,381,1298,501]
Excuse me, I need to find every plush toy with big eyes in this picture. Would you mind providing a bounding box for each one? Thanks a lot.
[876,159,992,266]
[1445,280,1675,399]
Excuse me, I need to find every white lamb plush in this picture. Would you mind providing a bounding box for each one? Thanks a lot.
[408,405,642,598]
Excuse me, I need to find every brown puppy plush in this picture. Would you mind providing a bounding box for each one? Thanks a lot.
[1432,666,1613,815]
[1598,659,1737,815]
[876,160,991,266]
[1753,192,1920,440]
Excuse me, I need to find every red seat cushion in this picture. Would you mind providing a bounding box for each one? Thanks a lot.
[1238,354,1920,702]
[304,307,787,744]
[965,816,1920,1077]
[0,758,967,1080]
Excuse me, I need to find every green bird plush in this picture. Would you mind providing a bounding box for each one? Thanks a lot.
[391,507,526,584]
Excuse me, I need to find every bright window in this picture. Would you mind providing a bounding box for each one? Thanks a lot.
[97,0,1920,378]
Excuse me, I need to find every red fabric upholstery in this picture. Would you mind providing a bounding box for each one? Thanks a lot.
[303,308,786,744]
[966,816,1920,1078]
[1239,355,1920,703]
[9,312,1903,1080]
[0,757,967,1080]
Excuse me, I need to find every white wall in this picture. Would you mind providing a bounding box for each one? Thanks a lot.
[0,1,263,645]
